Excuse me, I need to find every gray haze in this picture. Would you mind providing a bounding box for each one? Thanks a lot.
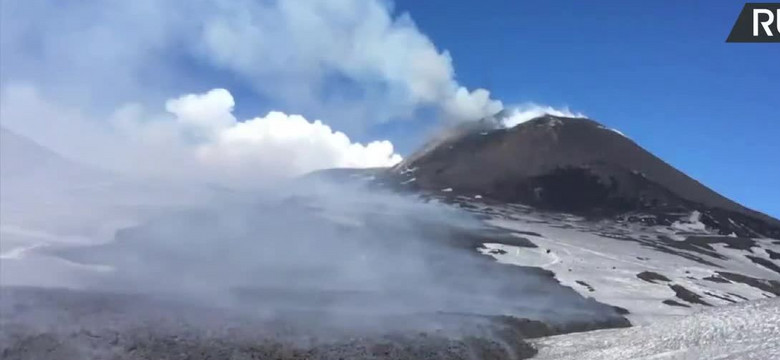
[0,128,621,337]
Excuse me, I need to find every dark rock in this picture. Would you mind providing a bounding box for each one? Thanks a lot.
[703,291,737,304]
[638,243,722,268]
[575,280,595,292]
[728,292,749,301]
[611,306,630,315]
[636,271,671,283]
[683,236,757,251]
[0,288,546,360]
[702,275,731,284]
[655,236,727,261]
[669,284,711,306]
[489,314,629,340]
[717,272,780,296]
[662,300,690,308]
[745,255,780,275]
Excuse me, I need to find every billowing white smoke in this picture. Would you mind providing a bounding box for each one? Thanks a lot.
[443,88,503,123]
[501,104,585,128]
[0,0,506,187]
[1,0,501,131]
[0,86,400,187]
[162,89,402,184]
[0,0,581,186]
[196,0,502,123]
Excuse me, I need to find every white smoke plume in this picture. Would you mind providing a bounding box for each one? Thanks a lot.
[0,85,400,187]
[195,0,503,123]
[1,0,501,133]
[501,104,586,128]
[162,89,403,185]
[0,0,587,187]
[0,0,510,189]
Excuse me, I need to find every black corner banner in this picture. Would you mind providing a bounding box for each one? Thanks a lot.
[727,3,780,42]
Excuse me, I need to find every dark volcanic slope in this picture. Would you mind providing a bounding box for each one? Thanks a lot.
[388,115,780,238]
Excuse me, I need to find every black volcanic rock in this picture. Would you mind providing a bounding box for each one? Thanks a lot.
[387,115,780,238]
[636,271,671,283]
[669,284,711,306]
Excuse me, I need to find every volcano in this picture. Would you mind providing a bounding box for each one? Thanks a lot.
[3,118,780,360]
[385,114,780,238]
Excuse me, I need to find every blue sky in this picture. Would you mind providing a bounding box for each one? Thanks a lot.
[384,0,779,217]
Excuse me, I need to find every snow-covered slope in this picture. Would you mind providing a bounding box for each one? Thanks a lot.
[304,114,780,334]
[448,197,780,325]
[533,298,780,360]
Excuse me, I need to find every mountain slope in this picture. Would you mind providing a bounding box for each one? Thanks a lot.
[387,115,780,238]
[307,114,780,323]
[533,297,780,360]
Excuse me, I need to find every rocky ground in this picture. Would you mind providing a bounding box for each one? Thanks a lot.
[0,287,622,360]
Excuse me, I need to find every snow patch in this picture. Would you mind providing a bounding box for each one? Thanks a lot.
[479,208,778,325]
[478,243,559,268]
[671,211,708,233]
[533,298,780,360]
[609,128,627,137]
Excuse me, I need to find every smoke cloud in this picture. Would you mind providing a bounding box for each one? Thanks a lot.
[501,104,586,128]
[148,88,402,184]
[194,0,503,123]
[1,0,501,132]
[1,85,401,187]
[1,121,621,336]
[0,0,582,186]
[0,0,514,188]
